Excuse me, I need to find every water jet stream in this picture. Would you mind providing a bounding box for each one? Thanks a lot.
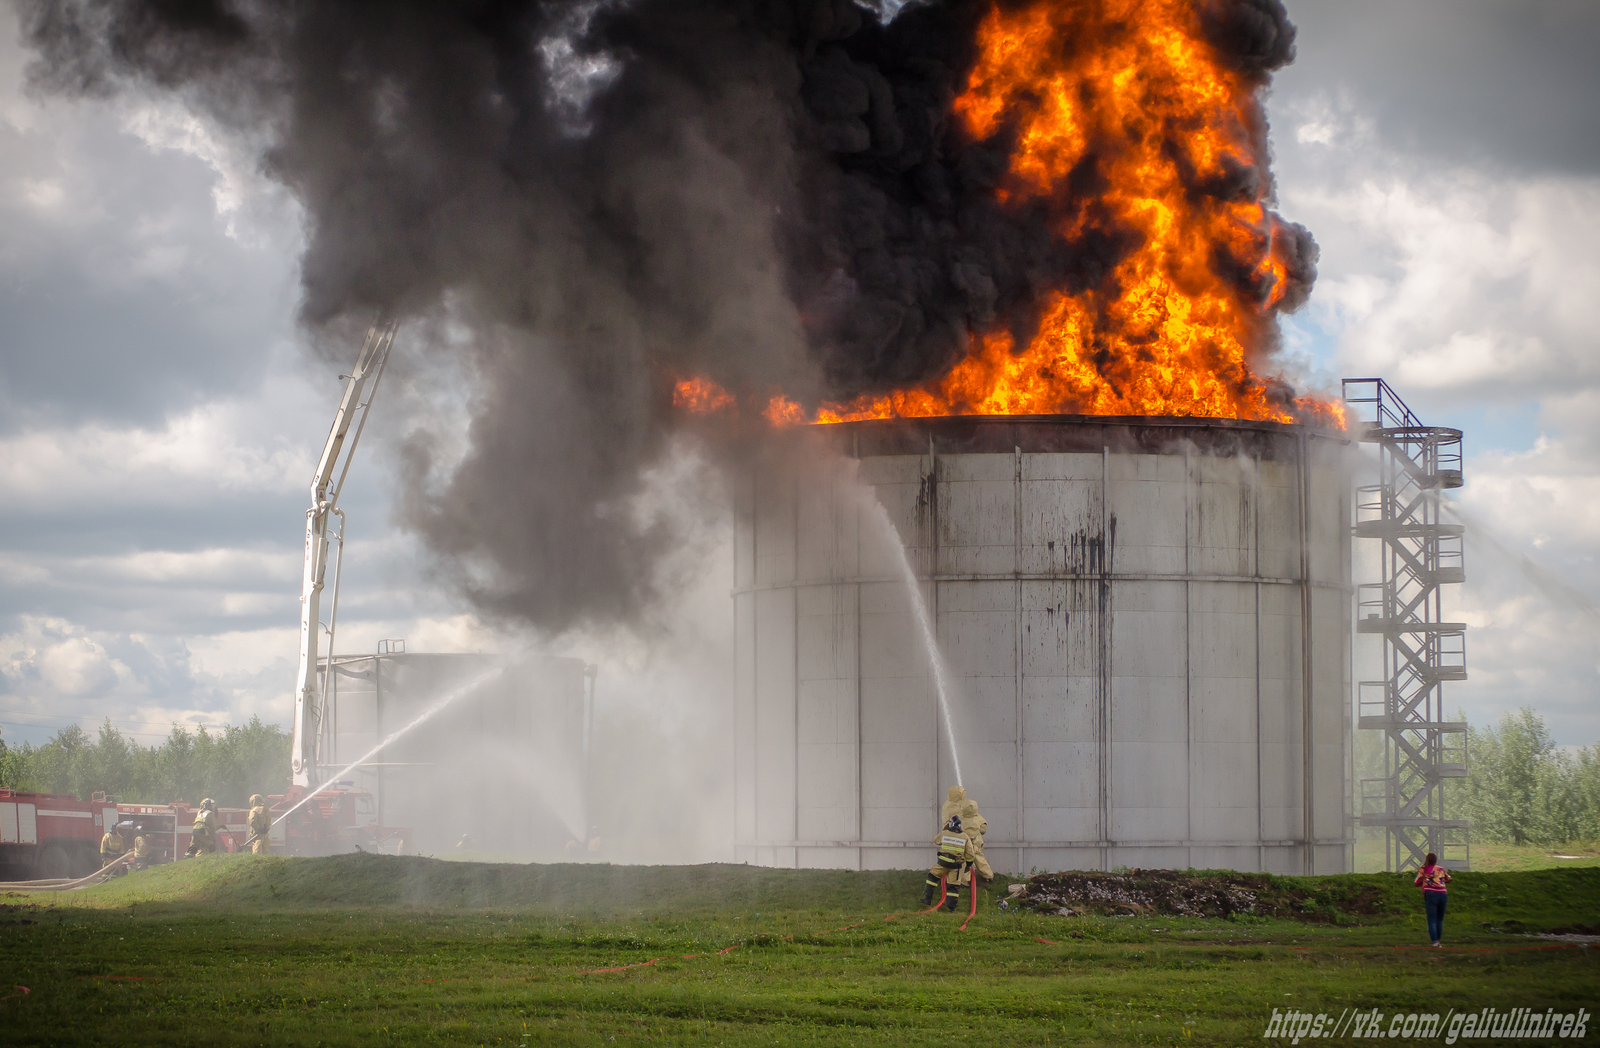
[1441,500,1598,619]
[270,665,506,832]
[863,496,963,786]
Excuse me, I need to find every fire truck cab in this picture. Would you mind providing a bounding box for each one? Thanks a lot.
[268,782,409,856]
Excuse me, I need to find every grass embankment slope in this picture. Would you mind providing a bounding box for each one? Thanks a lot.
[60,853,922,914]
[3,856,1596,1047]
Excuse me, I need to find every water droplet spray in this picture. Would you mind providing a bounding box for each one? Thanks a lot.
[269,666,507,831]
[863,495,962,785]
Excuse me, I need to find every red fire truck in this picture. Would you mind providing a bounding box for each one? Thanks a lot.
[111,785,407,865]
[0,788,121,880]
[112,800,254,865]
[264,781,411,856]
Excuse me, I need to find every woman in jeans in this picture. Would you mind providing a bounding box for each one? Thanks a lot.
[1414,851,1452,946]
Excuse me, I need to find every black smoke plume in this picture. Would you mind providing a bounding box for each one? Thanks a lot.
[18,0,1314,632]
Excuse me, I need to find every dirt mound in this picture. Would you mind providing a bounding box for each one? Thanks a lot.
[1014,870,1262,918]
[1010,870,1396,922]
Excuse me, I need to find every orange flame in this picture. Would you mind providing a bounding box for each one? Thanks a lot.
[680,0,1343,430]
[673,376,738,415]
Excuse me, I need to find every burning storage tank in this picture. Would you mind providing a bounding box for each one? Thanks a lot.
[734,415,1351,875]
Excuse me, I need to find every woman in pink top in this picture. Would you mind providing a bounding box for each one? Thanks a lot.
[1414,852,1452,946]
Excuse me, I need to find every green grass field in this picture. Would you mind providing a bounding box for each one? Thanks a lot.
[1354,835,1600,874]
[3,855,1597,1046]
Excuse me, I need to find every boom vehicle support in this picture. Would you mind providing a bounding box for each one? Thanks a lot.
[291,319,398,789]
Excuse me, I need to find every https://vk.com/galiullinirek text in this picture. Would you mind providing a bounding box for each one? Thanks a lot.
[1262,1006,1590,1043]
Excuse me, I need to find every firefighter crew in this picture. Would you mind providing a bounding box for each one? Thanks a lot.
[186,798,220,857]
[248,795,271,855]
[955,799,995,898]
[921,814,973,909]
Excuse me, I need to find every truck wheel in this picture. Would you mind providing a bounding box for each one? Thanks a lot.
[38,844,71,880]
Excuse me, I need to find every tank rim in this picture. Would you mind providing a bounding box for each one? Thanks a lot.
[807,412,1348,441]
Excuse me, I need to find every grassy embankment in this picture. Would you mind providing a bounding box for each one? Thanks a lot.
[2,855,1596,1046]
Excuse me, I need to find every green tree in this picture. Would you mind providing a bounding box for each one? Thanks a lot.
[1575,746,1600,842]
[1465,708,1551,844]
[1463,708,1599,847]
[0,718,289,805]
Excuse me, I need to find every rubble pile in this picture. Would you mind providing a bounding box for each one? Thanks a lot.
[1009,870,1265,918]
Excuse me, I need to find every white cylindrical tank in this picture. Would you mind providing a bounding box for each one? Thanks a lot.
[733,415,1351,875]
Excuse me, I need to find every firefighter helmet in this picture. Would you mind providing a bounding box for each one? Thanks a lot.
[249,794,265,807]
[201,798,216,811]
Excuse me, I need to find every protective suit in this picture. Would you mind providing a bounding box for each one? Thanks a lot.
[100,829,126,862]
[186,799,219,857]
[248,795,271,855]
[100,826,127,877]
[939,785,967,825]
[132,833,152,870]
[921,816,972,909]
[922,786,973,907]
[956,800,994,886]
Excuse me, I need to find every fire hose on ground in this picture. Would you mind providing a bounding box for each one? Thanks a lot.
[0,851,133,892]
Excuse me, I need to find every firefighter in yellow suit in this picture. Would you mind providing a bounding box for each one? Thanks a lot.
[956,799,994,902]
[921,815,973,909]
[922,786,973,908]
[186,798,219,857]
[132,832,152,870]
[940,785,966,824]
[248,795,271,855]
[99,823,127,876]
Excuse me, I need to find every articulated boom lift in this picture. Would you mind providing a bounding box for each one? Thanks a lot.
[290,319,398,789]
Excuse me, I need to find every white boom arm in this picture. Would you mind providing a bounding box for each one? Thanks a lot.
[290,319,398,788]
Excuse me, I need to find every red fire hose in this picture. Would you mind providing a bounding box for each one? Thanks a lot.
[960,871,979,931]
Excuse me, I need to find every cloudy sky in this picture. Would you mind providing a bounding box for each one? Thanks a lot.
[1,0,1596,753]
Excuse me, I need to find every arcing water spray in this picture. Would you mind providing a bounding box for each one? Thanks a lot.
[862,495,963,786]
[264,666,507,837]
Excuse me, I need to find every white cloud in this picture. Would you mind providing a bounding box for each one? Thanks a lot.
[0,615,298,743]
[112,91,293,246]
[0,363,323,508]
[33,633,119,696]
[1273,92,1600,745]
[1278,98,1600,408]
[19,176,62,208]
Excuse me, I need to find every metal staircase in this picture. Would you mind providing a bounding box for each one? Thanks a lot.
[1343,379,1470,872]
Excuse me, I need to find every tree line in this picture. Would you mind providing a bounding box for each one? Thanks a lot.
[1355,706,1599,847]
[0,718,290,808]
[2,707,1595,845]
[1452,708,1600,846]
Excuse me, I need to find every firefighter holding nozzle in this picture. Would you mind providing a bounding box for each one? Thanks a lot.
[922,786,975,910]
[247,795,271,855]
[99,821,129,877]
[185,798,219,857]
